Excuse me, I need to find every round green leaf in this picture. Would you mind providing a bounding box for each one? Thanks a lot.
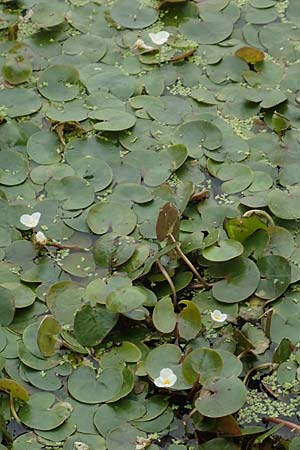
[0,150,28,185]
[31,0,67,28]
[19,392,72,431]
[106,286,147,313]
[173,120,223,158]
[73,304,118,347]
[38,64,80,102]
[92,109,136,131]
[94,399,146,437]
[93,233,135,268]
[210,257,260,303]
[68,366,123,404]
[217,163,254,194]
[195,377,247,418]
[62,34,107,62]
[0,88,41,117]
[71,157,113,192]
[87,202,137,235]
[1,282,35,308]
[60,252,95,278]
[45,176,94,210]
[111,0,158,29]
[46,281,85,326]
[180,17,233,44]
[268,187,300,219]
[182,348,223,385]
[203,240,244,262]
[27,131,61,165]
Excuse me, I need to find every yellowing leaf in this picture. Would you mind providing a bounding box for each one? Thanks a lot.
[0,379,29,401]
[235,46,264,64]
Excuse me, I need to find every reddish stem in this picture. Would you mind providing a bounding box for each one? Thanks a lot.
[263,416,300,431]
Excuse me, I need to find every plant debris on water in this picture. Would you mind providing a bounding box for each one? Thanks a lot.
[1,0,300,449]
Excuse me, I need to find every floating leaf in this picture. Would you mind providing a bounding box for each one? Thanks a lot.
[19,392,72,431]
[106,286,147,313]
[203,240,244,262]
[182,348,223,385]
[68,366,123,404]
[268,188,300,220]
[73,304,118,347]
[38,64,80,102]
[92,109,136,131]
[87,202,137,235]
[111,0,158,29]
[195,377,247,418]
[210,257,260,303]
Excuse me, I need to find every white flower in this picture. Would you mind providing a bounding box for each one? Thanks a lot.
[210,309,227,323]
[154,368,177,388]
[133,38,154,51]
[35,231,48,245]
[149,31,170,45]
[20,212,41,228]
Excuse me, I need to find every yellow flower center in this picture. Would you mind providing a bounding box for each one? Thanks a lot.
[162,378,171,385]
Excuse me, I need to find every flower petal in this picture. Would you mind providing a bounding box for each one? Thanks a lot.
[36,231,47,245]
[160,368,174,378]
[20,212,41,228]
[31,212,41,227]
[149,31,170,45]
[168,373,177,386]
[154,376,165,387]
[211,309,227,322]
[20,214,32,227]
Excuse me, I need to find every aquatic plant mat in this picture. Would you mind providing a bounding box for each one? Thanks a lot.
[1,0,300,449]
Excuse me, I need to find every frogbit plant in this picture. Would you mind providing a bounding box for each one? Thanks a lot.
[1,0,300,449]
